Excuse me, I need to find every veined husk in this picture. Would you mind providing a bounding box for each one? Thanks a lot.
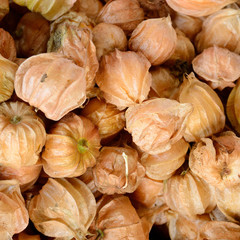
[15,12,50,58]
[192,46,240,90]
[12,0,77,21]
[178,72,225,142]
[93,146,145,194]
[0,180,29,237]
[129,16,177,66]
[0,0,8,22]
[29,178,96,239]
[141,138,189,180]
[0,55,18,103]
[195,8,240,54]
[14,52,86,121]
[189,131,240,190]
[0,101,46,169]
[95,49,152,110]
[42,113,101,178]
[96,0,144,35]
[125,98,192,154]
[166,0,235,17]
[0,28,16,61]
[164,170,216,217]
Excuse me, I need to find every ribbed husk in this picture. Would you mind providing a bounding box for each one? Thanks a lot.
[42,113,101,178]
[0,28,16,61]
[0,0,9,22]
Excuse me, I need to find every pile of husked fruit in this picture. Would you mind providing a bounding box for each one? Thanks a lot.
[1,0,240,239]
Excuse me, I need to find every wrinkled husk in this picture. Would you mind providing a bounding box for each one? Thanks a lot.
[141,138,188,180]
[164,170,216,217]
[92,23,127,60]
[209,206,229,221]
[192,46,240,90]
[125,98,192,154]
[29,178,96,239]
[0,55,18,103]
[178,72,225,142]
[189,131,240,190]
[13,0,77,21]
[195,9,240,54]
[95,49,152,110]
[15,12,50,58]
[0,101,46,169]
[96,0,144,35]
[93,146,145,194]
[0,28,16,61]
[129,16,177,66]
[0,0,9,22]
[14,52,86,121]
[42,113,101,178]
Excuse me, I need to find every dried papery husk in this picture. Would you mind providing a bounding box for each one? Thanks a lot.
[81,97,126,141]
[138,0,167,11]
[42,113,101,178]
[0,180,29,237]
[0,101,46,169]
[14,52,86,121]
[97,0,144,35]
[209,206,229,221]
[92,146,145,194]
[0,28,16,61]
[0,0,9,22]
[166,0,235,17]
[192,46,240,90]
[164,170,216,217]
[0,229,13,240]
[13,0,77,21]
[95,49,152,110]
[195,9,240,54]
[14,233,40,240]
[15,12,50,58]
[125,98,192,154]
[129,16,177,66]
[0,55,18,103]
[141,138,189,180]
[178,72,225,142]
[189,131,240,190]
[92,23,127,60]
[29,178,96,239]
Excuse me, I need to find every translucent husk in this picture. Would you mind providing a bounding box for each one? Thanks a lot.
[178,72,225,142]
[192,46,240,90]
[42,113,101,178]
[0,28,16,61]
[0,101,46,169]
[129,16,177,66]
[29,178,96,239]
[125,98,192,154]
[0,0,9,22]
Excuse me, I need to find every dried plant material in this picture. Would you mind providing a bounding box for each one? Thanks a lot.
[164,170,216,217]
[14,52,86,121]
[0,55,18,103]
[42,113,101,178]
[93,146,145,194]
[125,98,192,154]
[0,0,9,22]
[14,232,41,240]
[92,23,127,60]
[0,180,29,237]
[138,0,167,10]
[195,9,240,54]
[192,46,240,90]
[96,49,152,110]
[29,178,96,239]
[15,12,50,58]
[189,131,240,190]
[13,0,77,21]
[0,28,16,61]
[81,98,125,141]
[97,0,144,34]
[166,0,235,17]
[209,206,229,221]
[178,72,225,142]
[129,16,177,66]
[141,138,189,180]
[0,101,46,169]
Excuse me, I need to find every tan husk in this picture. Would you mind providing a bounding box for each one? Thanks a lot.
[0,0,9,22]
[129,16,177,66]
[95,49,152,110]
[14,52,86,121]
[42,113,101,178]
[0,101,46,169]
[125,98,192,154]
[0,28,16,61]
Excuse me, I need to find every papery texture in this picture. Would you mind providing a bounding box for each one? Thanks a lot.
[14,232,41,240]
[0,0,9,22]
[0,28,16,61]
